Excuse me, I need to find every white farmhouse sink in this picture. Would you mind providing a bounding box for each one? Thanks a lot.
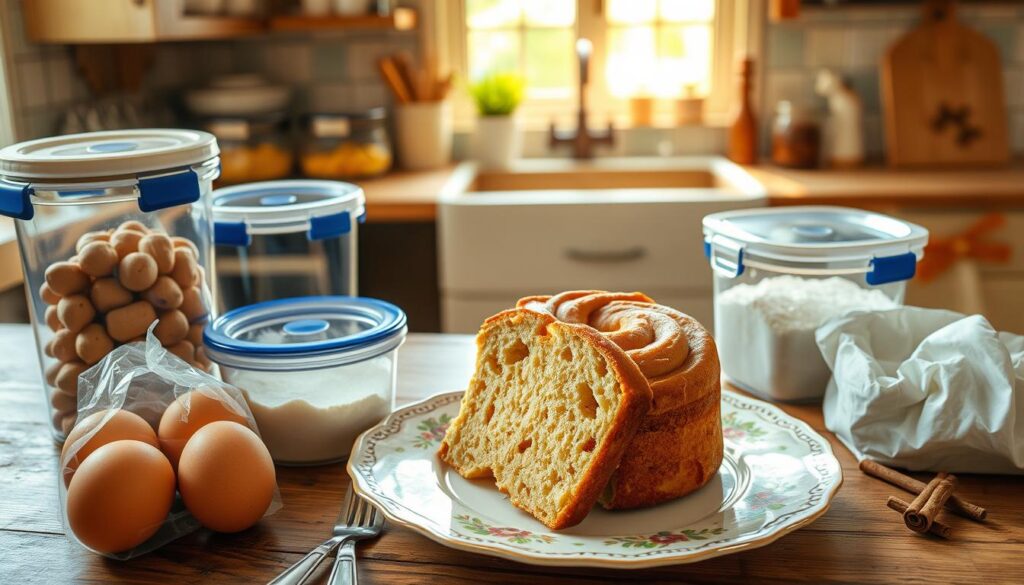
[438,156,768,333]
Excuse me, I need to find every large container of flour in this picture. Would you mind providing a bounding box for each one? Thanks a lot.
[703,206,928,402]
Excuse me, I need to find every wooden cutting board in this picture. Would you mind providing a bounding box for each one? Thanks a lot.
[881,0,1009,167]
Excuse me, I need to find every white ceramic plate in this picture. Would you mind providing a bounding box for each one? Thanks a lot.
[347,390,842,568]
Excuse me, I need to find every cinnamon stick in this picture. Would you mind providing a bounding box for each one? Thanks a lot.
[904,473,957,533]
[859,460,987,521]
[887,496,952,539]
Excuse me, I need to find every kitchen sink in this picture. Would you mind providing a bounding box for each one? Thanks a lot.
[438,156,768,333]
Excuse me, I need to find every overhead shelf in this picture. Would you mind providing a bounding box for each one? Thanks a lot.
[269,7,417,32]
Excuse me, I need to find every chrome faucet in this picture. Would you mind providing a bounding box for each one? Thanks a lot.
[549,38,614,159]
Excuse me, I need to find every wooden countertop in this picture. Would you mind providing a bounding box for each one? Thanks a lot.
[749,164,1024,210]
[360,165,470,223]
[2,325,1022,584]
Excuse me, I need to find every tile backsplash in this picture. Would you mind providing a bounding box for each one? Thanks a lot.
[762,4,1024,160]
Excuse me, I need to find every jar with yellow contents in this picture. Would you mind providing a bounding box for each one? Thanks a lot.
[203,115,294,186]
[301,109,392,180]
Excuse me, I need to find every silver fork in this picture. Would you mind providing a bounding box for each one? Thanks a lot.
[268,486,383,585]
[326,498,383,585]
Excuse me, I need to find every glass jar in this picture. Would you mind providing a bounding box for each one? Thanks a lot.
[771,101,821,169]
[301,109,392,180]
[202,115,293,185]
[203,296,407,465]
[0,129,220,441]
[211,180,365,312]
[703,206,929,402]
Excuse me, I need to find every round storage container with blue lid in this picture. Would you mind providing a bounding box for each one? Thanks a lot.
[702,206,929,403]
[204,296,405,465]
[211,180,366,312]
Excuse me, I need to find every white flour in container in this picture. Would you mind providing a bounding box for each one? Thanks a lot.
[225,358,392,464]
[716,275,897,401]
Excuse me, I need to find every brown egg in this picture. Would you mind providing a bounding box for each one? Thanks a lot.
[169,248,199,289]
[167,340,195,363]
[66,440,175,554]
[77,241,119,278]
[117,220,150,234]
[40,282,61,305]
[179,287,207,323]
[75,230,112,253]
[171,236,199,258]
[105,301,157,342]
[45,261,90,296]
[194,346,212,369]
[139,234,175,274]
[44,337,55,358]
[187,322,205,346]
[158,390,248,470]
[178,421,275,533]
[55,360,87,396]
[44,361,62,386]
[50,329,78,362]
[45,305,61,332]
[51,388,76,415]
[57,295,95,333]
[118,252,158,292]
[90,277,133,313]
[110,229,144,259]
[153,310,188,346]
[142,276,183,311]
[76,323,114,365]
[61,409,159,486]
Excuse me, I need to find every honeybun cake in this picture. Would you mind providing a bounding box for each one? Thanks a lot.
[438,308,652,530]
[439,291,723,529]
[519,292,723,510]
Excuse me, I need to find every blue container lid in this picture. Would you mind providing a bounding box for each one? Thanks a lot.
[211,180,366,245]
[203,296,407,371]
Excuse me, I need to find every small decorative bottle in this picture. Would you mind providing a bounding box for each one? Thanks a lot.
[728,57,758,165]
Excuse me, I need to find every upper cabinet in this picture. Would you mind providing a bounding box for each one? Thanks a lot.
[23,0,416,44]
[24,0,263,43]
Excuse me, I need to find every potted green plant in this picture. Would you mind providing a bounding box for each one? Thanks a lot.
[469,73,525,169]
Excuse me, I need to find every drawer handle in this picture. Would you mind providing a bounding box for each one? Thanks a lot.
[565,246,647,263]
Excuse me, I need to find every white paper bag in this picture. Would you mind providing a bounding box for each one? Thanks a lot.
[817,306,1024,474]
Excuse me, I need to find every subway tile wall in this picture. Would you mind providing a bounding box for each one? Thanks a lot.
[762,4,1024,160]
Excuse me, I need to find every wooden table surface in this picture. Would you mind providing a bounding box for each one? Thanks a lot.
[1,325,1022,584]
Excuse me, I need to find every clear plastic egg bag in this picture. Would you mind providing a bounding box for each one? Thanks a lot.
[57,324,282,559]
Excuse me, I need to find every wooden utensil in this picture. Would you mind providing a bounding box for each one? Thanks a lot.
[881,0,1009,167]
[377,57,412,104]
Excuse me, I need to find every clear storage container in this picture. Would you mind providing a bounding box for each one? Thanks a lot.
[703,206,929,402]
[211,180,365,312]
[0,129,220,441]
[300,109,392,180]
[201,115,293,186]
[203,296,406,465]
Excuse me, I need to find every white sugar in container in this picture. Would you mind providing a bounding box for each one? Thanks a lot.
[703,206,928,402]
[203,296,406,465]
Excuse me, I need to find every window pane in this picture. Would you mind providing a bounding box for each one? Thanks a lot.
[606,26,657,97]
[466,0,521,29]
[468,30,520,79]
[659,0,715,22]
[656,25,713,96]
[523,0,574,27]
[524,28,574,98]
[606,0,656,25]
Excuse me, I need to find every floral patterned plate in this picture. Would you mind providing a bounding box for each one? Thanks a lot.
[346,390,842,568]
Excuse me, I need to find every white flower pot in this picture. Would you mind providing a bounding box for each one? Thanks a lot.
[473,115,520,169]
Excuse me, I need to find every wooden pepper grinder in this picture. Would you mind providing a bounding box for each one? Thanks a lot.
[728,57,758,165]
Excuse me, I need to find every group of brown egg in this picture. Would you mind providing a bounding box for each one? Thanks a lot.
[42,220,211,435]
[61,391,276,554]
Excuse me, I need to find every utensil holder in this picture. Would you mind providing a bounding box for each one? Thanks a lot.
[394,101,452,171]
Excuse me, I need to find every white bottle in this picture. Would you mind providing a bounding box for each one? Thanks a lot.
[815,69,865,168]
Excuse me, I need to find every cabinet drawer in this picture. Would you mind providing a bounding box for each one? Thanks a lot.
[439,198,754,293]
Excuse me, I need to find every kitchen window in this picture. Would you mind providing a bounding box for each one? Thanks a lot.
[443,0,754,130]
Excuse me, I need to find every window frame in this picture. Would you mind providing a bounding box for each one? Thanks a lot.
[440,0,758,132]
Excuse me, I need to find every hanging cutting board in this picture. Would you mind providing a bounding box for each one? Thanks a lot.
[881,0,1009,167]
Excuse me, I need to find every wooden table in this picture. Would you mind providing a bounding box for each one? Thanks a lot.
[1,325,1021,584]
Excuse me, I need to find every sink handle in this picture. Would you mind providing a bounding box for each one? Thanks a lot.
[565,246,646,263]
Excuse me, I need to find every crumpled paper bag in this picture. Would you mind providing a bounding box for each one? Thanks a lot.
[817,306,1024,474]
